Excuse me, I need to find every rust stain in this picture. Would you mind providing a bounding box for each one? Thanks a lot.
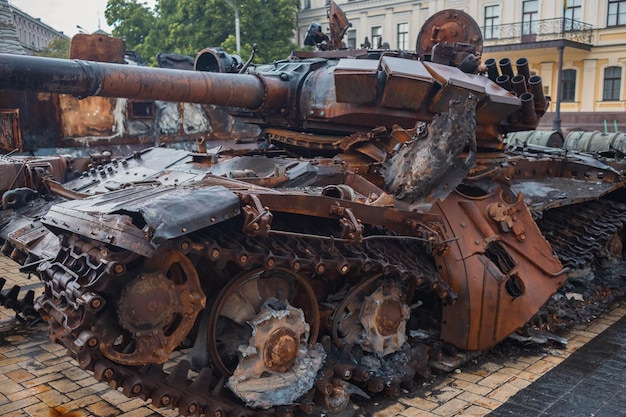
[49,406,84,417]
[59,95,116,138]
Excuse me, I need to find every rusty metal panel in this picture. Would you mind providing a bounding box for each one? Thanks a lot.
[0,109,21,152]
[59,95,116,138]
[381,57,434,110]
[423,61,486,113]
[334,59,379,104]
[466,73,521,124]
[42,185,241,256]
[69,33,126,63]
[434,188,567,350]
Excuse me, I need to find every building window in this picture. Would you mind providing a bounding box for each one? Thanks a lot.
[561,69,576,102]
[303,0,310,9]
[371,26,382,48]
[347,29,356,49]
[608,0,626,26]
[564,0,582,30]
[397,23,408,50]
[603,66,622,101]
[484,5,500,39]
[522,0,539,40]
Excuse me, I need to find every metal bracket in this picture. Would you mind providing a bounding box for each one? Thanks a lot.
[405,219,447,255]
[241,194,273,237]
[487,202,526,241]
[330,205,363,243]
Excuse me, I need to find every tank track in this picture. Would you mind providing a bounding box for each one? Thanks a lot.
[30,200,626,415]
[33,218,454,417]
[537,199,626,271]
[0,278,38,322]
[528,198,626,332]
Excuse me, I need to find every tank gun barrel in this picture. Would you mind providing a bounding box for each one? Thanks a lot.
[0,53,283,109]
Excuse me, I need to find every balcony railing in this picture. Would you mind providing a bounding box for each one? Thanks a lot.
[482,18,593,46]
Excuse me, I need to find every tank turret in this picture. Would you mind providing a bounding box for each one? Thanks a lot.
[0,4,547,152]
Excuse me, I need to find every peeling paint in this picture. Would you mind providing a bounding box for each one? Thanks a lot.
[183,103,211,134]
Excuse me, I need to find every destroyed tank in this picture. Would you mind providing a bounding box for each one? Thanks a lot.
[0,2,625,415]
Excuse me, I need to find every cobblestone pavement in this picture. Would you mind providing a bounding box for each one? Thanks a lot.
[487,315,626,417]
[0,256,624,417]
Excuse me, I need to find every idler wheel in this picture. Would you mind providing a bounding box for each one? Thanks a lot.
[117,273,175,336]
[99,249,205,365]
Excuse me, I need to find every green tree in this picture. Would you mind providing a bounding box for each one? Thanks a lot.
[105,0,158,62]
[36,37,71,58]
[220,0,300,63]
[105,0,299,65]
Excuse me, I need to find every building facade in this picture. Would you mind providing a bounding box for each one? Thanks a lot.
[10,3,68,54]
[297,0,626,132]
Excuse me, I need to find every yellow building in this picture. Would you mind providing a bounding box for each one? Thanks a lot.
[297,0,626,133]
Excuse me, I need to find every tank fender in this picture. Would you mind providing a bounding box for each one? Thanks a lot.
[41,185,240,256]
[432,187,567,351]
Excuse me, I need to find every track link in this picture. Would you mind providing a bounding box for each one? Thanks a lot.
[537,199,626,271]
[0,277,38,321]
[525,198,626,332]
[33,218,453,416]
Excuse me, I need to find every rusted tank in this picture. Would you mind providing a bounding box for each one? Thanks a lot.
[0,33,258,155]
[0,2,624,416]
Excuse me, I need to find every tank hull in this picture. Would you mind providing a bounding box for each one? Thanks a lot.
[0,2,625,416]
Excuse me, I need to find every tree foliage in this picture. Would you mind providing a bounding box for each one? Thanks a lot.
[36,37,71,58]
[105,0,157,62]
[105,0,300,66]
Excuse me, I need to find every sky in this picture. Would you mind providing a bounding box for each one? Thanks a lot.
[9,0,156,37]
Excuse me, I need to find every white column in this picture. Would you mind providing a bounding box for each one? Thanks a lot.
[359,11,368,48]
[384,7,393,47]
[411,4,421,52]
[540,61,555,110]
[581,59,598,112]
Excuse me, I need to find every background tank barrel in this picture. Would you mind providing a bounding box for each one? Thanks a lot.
[0,53,284,110]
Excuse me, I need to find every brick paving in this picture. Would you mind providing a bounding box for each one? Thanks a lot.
[0,256,624,417]
[365,306,626,417]
[486,315,626,417]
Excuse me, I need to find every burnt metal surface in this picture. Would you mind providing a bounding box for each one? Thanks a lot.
[1,34,257,155]
[0,90,61,152]
[0,2,625,416]
[416,9,483,63]
[0,12,547,143]
[434,188,567,350]
[0,54,271,108]
[42,185,241,256]
[383,94,477,206]
[0,109,20,152]
[69,33,126,63]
